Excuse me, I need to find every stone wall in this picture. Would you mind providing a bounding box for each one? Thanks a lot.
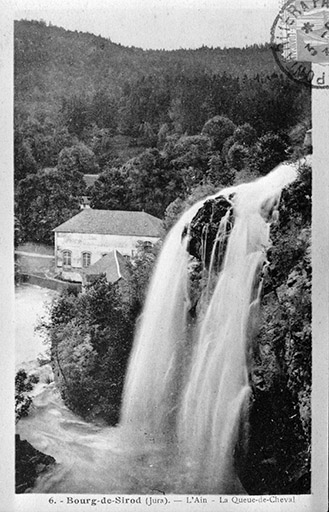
[20,274,82,293]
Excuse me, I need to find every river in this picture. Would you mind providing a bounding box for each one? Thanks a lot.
[15,284,57,368]
[15,284,177,494]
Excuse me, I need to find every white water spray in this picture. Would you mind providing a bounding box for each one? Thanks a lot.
[121,162,298,493]
[20,162,299,494]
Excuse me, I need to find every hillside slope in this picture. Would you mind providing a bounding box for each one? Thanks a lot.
[15,19,278,112]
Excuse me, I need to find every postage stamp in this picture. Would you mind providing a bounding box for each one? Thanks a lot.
[271,0,329,88]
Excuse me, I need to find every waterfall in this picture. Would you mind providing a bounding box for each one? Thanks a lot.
[24,162,300,494]
[121,162,298,494]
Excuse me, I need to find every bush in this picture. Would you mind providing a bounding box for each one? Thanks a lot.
[42,243,160,425]
[15,369,39,423]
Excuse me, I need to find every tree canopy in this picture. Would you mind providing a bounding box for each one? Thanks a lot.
[40,242,160,424]
[15,168,86,245]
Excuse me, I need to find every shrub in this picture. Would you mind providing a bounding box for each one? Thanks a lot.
[42,243,160,425]
[15,370,39,423]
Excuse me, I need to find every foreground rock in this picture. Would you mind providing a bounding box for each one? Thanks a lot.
[15,434,56,493]
[185,194,234,269]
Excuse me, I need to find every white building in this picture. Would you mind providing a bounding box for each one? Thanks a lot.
[53,209,163,281]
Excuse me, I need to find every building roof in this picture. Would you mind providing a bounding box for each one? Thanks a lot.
[53,209,163,237]
[84,250,128,283]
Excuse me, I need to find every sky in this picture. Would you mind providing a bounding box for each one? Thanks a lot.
[12,0,280,50]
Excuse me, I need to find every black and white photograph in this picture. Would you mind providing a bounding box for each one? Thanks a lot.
[0,0,328,510]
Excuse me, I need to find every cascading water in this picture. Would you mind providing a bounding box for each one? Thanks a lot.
[20,162,299,494]
[120,162,298,493]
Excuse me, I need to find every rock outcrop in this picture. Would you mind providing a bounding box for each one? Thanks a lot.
[15,434,56,493]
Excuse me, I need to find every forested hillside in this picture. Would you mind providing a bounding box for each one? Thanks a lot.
[16,19,312,494]
[15,19,311,246]
[15,19,278,113]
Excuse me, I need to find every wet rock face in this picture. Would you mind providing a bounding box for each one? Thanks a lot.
[15,434,56,493]
[183,194,235,270]
[237,386,311,495]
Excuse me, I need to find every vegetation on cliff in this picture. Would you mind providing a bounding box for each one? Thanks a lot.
[38,242,160,424]
[240,164,312,494]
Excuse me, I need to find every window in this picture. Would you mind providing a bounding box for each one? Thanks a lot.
[62,250,72,268]
[82,252,91,268]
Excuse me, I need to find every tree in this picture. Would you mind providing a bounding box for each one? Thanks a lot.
[57,143,99,175]
[230,74,310,135]
[221,135,236,161]
[125,240,161,313]
[42,239,160,425]
[201,115,236,152]
[60,95,89,137]
[83,125,118,170]
[89,148,185,218]
[226,142,249,171]
[124,148,184,217]
[52,127,78,163]
[89,167,132,210]
[118,74,170,139]
[15,168,86,245]
[168,98,184,135]
[87,89,118,132]
[19,116,57,168]
[163,134,212,193]
[207,153,235,187]
[168,73,211,134]
[14,112,78,181]
[249,132,289,175]
[233,123,257,146]
[42,278,134,424]
[14,129,37,182]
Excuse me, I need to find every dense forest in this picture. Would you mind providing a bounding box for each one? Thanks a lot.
[15,19,311,245]
[15,19,280,113]
[16,18,312,494]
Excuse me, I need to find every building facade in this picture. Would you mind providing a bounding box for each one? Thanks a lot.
[53,209,163,282]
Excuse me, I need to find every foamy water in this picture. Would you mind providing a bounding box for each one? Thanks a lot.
[17,163,298,494]
[15,284,56,368]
